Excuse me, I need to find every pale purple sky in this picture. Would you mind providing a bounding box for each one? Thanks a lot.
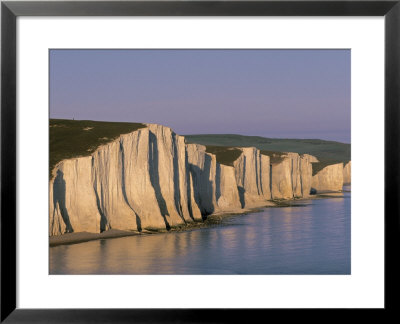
[50,49,350,143]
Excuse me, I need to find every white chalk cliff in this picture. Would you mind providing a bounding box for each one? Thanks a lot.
[311,163,344,193]
[268,152,319,200]
[50,124,351,236]
[343,161,351,185]
[233,147,272,208]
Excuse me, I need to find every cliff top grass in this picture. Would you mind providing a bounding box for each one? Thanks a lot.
[50,119,146,178]
[204,145,242,167]
[260,150,287,164]
[185,134,350,166]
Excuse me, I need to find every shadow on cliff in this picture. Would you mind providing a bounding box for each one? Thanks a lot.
[119,141,142,232]
[171,135,186,223]
[269,163,273,199]
[237,156,246,208]
[52,170,73,233]
[149,132,171,230]
[237,186,246,208]
[92,182,110,233]
[215,163,221,203]
[185,151,196,221]
[189,154,215,220]
[92,162,114,232]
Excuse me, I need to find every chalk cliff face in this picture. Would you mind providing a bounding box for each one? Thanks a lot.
[287,153,302,198]
[311,163,344,193]
[270,157,293,200]
[233,148,271,207]
[343,161,351,185]
[186,143,241,215]
[50,157,100,235]
[50,125,197,235]
[300,154,319,198]
[260,155,272,200]
[186,143,215,215]
[49,124,350,236]
[217,164,242,210]
[268,153,318,200]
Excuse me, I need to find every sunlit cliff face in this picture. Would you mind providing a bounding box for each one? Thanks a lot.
[49,124,349,236]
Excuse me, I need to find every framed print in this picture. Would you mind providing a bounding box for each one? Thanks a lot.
[1,0,399,322]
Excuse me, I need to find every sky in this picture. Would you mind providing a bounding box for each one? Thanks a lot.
[50,49,350,143]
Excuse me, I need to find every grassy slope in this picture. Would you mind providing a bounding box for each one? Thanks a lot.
[185,134,350,173]
[50,119,146,177]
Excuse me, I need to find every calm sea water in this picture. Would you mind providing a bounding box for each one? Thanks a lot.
[50,190,350,275]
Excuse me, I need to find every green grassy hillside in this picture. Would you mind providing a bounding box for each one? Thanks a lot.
[185,134,350,172]
[50,119,145,177]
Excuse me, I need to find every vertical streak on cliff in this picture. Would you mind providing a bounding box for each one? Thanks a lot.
[188,172,203,221]
[260,154,271,200]
[215,163,221,202]
[171,135,186,224]
[299,157,304,197]
[176,136,193,223]
[185,149,202,221]
[188,163,202,214]
[49,179,67,235]
[52,169,73,233]
[203,154,215,215]
[237,155,246,208]
[185,150,194,220]
[291,158,294,195]
[118,140,142,232]
[258,152,263,195]
[259,155,264,197]
[186,143,218,216]
[255,151,260,196]
[92,156,109,232]
[269,163,273,198]
[148,131,171,230]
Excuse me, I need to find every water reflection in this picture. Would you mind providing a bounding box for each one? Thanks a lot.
[50,192,350,275]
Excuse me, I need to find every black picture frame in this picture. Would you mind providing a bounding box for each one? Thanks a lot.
[1,0,399,322]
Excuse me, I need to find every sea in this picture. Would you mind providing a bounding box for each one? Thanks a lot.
[50,187,350,275]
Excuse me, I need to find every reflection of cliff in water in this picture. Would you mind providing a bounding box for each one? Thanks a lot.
[50,191,350,275]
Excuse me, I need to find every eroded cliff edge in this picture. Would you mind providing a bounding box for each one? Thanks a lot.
[50,124,351,236]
